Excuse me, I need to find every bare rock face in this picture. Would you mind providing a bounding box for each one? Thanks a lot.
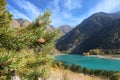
[10,19,21,28]
[10,19,55,31]
[10,19,31,28]
[10,19,72,36]
[45,25,55,31]
[58,25,72,36]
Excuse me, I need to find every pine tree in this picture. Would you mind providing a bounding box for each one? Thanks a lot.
[0,0,59,79]
[17,11,59,80]
[0,0,12,33]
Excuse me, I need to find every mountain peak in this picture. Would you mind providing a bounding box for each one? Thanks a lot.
[56,11,120,53]
[58,25,73,36]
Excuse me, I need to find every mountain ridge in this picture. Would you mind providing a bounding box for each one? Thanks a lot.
[10,19,72,35]
[58,25,72,36]
[56,11,120,54]
[72,19,120,53]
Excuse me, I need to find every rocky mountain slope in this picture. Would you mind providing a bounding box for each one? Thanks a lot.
[72,19,120,53]
[10,19,30,28]
[58,25,72,36]
[56,11,120,53]
[10,19,72,35]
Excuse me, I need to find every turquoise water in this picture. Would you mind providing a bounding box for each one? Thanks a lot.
[55,54,120,71]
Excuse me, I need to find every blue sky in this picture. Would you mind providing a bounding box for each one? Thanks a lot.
[5,0,120,27]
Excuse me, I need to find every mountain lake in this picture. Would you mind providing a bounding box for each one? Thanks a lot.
[55,54,120,71]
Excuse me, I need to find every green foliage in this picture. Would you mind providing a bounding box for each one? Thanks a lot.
[70,64,77,72]
[0,49,28,79]
[20,66,48,80]
[0,0,59,79]
[63,63,69,69]
[93,70,105,76]
[53,62,82,73]
[76,65,82,73]
[15,11,58,79]
[53,61,120,79]
[55,62,64,68]
[82,67,90,75]
[89,69,94,75]
[110,73,120,80]
[53,62,69,69]
[0,0,12,33]
[70,64,82,73]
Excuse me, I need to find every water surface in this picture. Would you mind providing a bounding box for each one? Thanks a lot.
[55,54,120,71]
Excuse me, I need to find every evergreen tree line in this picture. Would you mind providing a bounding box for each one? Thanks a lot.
[53,62,120,80]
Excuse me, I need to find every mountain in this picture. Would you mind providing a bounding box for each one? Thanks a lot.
[10,19,31,28]
[10,19,55,31]
[10,19,73,35]
[56,11,120,53]
[58,25,72,36]
[72,19,120,53]
[45,25,55,31]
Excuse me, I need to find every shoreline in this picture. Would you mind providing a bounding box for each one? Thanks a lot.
[51,53,66,57]
[53,53,120,60]
[89,55,120,60]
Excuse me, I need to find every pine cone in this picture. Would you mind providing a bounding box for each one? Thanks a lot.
[38,38,45,43]
[38,20,43,26]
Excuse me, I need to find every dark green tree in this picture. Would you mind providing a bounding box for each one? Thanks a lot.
[0,0,59,79]
[0,0,12,33]
[70,64,77,72]
[76,65,82,73]
[82,67,90,75]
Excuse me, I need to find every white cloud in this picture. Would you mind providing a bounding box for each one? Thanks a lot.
[64,0,82,11]
[7,0,83,26]
[7,4,30,21]
[6,0,120,27]
[34,0,120,27]
[47,0,62,26]
[65,0,120,27]
[48,0,82,27]
[88,0,120,15]
[61,0,120,27]
[13,0,41,20]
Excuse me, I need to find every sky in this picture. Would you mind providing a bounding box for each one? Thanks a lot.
[5,0,120,27]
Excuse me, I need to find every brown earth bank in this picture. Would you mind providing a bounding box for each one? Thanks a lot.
[46,68,109,80]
